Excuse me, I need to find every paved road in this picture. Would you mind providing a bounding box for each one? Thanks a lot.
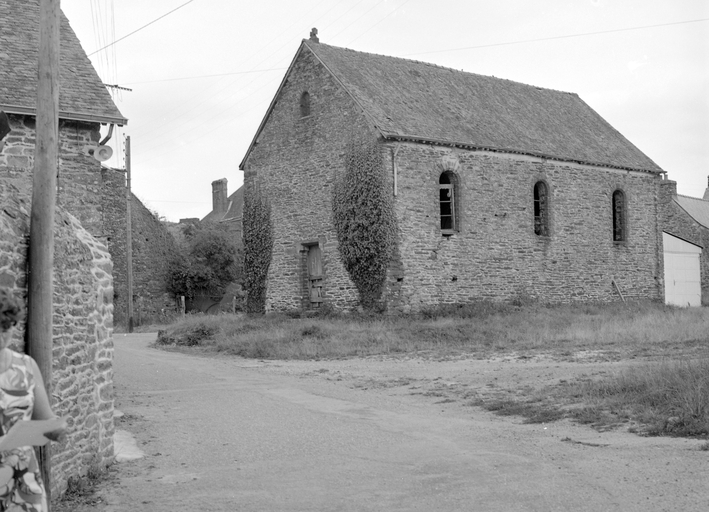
[98,333,699,511]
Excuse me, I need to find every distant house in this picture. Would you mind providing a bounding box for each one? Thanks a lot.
[239,33,698,312]
[0,0,178,324]
[660,178,709,306]
[201,178,244,241]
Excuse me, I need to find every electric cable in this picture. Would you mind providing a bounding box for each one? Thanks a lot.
[404,17,709,57]
[88,0,198,56]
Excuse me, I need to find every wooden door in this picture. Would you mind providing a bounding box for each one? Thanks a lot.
[306,245,323,307]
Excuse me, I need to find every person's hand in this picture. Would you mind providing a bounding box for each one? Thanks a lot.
[44,417,68,443]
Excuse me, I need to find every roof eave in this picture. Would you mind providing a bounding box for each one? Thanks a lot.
[382,133,664,175]
[0,104,128,126]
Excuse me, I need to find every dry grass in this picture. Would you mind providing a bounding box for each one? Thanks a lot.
[156,301,709,360]
[154,301,709,437]
[568,357,709,436]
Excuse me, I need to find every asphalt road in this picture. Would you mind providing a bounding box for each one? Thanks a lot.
[98,332,703,511]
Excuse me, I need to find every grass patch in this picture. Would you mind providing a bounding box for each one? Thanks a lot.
[568,357,709,437]
[473,358,709,437]
[154,302,709,360]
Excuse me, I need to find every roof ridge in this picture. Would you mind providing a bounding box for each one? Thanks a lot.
[305,40,577,96]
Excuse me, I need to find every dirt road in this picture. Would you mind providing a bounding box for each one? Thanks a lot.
[70,333,707,511]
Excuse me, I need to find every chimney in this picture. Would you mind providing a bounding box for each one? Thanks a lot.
[211,178,228,213]
[704,175,709,201]
[309,28,319,43]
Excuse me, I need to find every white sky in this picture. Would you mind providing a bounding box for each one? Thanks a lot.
[60,0,709,222]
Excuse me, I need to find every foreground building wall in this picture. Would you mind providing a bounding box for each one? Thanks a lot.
[244,48,374,311]
[1,113,179,326]
[388,144,663,310]
[0,183,114,495]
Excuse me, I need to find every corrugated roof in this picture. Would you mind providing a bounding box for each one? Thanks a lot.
[0,0,127,125]
[675,194,709,229]
[292,41,660,173]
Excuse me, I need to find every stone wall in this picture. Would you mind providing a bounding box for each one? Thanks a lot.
[244,46,665,312]
[101,169,180,326]
[659,180,709,303]
[244,47,376,311]
[1,113,179,326]
[0,182,114,495]
[387,144,663,309]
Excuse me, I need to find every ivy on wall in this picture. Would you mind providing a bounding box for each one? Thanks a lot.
[243,184,274,314]
[332,136,397,311]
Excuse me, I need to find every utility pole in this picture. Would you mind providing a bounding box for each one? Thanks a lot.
[27,0,60,506]
[126,136,134,332]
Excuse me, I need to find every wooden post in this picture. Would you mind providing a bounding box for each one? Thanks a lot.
[125,136,134,332]
[27,0,60,506]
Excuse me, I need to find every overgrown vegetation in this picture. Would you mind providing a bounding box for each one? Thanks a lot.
[167,222,241,300]
[154,301,709,438]
[54,461,113,512]
[332,136,397,311]
[242,185,273,314]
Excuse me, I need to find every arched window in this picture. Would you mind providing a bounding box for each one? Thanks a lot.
[612,189,626,242]
[533,181,549,237]
[300,91,311,117]
[439,173,457,233]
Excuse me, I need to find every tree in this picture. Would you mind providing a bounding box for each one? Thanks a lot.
[167,223,241,300]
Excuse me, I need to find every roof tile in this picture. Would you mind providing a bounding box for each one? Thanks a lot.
[0,0,126,124]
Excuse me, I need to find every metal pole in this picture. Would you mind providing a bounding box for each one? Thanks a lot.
[27,0,60,506]
[125,136,134,332]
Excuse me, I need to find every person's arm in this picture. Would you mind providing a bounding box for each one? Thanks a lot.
[30,358,67,440]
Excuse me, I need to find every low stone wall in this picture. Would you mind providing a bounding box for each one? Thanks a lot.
[0,182,114,495]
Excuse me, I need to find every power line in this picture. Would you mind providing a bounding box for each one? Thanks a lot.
[88,0,197,56]
[405,17,709,57]
[346,0,414,46]
[123,67,287,85]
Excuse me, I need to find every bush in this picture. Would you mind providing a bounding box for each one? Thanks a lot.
[167,223,241,300]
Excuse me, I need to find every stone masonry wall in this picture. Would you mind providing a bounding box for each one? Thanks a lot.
[0,114,103,233]
[245,47,376,311]
[659,180,709,303]
[1,113,179,326]
[101,169,179,326]
[0,182,114,496]
[244,46,664,312]
[387,144,662,309]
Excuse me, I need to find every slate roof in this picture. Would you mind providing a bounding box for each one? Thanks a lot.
[241,39,662,174]
[201,186,244,223]
[0,0,127,125]
[675,194,709,229]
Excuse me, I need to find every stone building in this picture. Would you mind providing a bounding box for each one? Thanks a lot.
[239,34,697,312]
[0,0,179,325]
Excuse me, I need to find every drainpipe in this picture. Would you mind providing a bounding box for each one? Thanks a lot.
[391,146,400,197]
[100,123,115,145]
